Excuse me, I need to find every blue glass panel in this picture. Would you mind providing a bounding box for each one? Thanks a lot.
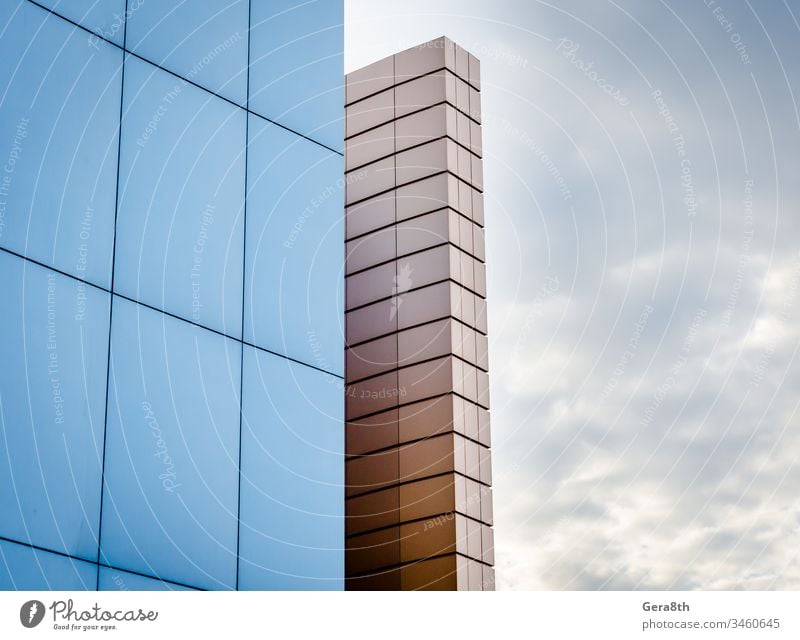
[114,56,245,337]
[249,0,343,150]
[100,298,240,590]
[98,566,194,591]
[0,2,122,287]
[238,347,343,590]
[126,0,248,105]
[36,0,128,46]
[0,540,96,590]
[245,116,344,376]
[0,253,109,560]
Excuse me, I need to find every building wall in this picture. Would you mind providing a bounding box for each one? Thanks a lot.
[344,37,495,590]
[0,0,344,590]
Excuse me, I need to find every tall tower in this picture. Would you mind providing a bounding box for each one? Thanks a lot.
[344,37,494,590]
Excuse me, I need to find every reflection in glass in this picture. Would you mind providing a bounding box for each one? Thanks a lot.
[0,253,109,560]
[115,56,245,337]
[239,347,343,590]
[101,298,240,589]
[0,2,122,287]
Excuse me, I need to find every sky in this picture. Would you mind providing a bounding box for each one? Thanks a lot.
[346,0,800,590]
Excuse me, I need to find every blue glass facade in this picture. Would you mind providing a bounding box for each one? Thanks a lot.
[0,0,343,590]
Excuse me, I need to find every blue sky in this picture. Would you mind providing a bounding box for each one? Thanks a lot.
[346,0,800,589]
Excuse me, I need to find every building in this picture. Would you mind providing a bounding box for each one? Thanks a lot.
[0,0,344,590]
[344,37,494,590]
[0,2,492,592]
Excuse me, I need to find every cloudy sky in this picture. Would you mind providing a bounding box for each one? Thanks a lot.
[346,0,800,589]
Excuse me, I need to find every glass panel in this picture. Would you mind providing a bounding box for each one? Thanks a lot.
[397,319,453,366]
[345,527,399,575]
[98,566,194,591]
[346,333,397,381]
[36,0,128,46]
[345,55,393,105]
[238,347,343,590]
[249,0,343,150]
[0,2,122,287]
[398,475,454,522]
[345,225,395,275]
[125,0,248,105]
[345,191,395,241]
[345,261,395,310]
[0,253,109,559]
[245,116,343,375]
[114,56,245,337]
[345,155,394,205]
[397,356,453,404]
[345,121,394,172]
[400,554,457,590]
[100,298,240,590]
[0,540,95,590]
[345,448,398,497]
[399,434,455,482]
[346,408,399,456]
[345,88,393,139]
[399,517,455,563]
[345,486,399,537]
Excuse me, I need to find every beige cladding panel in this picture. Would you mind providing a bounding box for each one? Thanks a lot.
[345,39,492,590]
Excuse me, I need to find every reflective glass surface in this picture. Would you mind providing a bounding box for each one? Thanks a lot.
[0,1,122,287]
[114,56,245,337]
[238,347,343,590]
[245,116,343,375]
[126,0,249,105]
[0,539,96,590]
[98,567,194,591]
[0,0,344,591]
[249,0,343,150]
[0,253,109,560]
[36,0,128,46]
[100,298,240,589]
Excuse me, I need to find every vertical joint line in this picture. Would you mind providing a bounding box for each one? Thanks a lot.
[96,0,128,591]
[235,0,253,592]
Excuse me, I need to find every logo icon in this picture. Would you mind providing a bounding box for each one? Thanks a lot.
[390,262,414,320]
[20,600,45,628]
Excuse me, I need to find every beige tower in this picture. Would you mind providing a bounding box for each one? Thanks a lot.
[344,37,493,590]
